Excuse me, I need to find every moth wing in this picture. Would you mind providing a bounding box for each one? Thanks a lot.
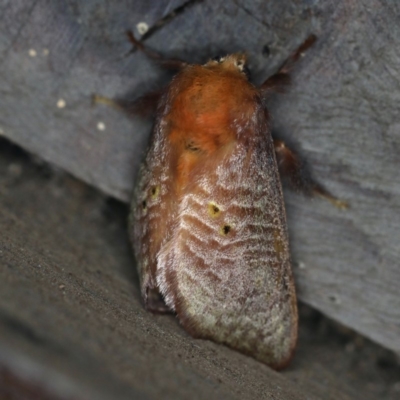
[130,124,177,310]
[157,126,297,369]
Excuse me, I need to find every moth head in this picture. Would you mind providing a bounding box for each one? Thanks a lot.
[205,53,250,79]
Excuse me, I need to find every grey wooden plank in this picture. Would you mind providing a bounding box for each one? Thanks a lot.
[0,0,399,357]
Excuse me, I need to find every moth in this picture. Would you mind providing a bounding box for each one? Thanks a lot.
[97,33,345,370]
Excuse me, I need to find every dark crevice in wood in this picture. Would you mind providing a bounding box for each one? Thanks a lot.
[140,0,205,42]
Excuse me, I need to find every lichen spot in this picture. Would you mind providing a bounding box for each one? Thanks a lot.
[136,22,149,35]
[208,202,221,218]
[150,185,160,199]
[273,229,285,260]
[97,121,106,131]
[220,224,232,236]
[57,98,66,109]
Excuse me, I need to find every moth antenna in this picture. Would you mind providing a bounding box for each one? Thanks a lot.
[273,138,348,209]
[118,90,163,118]
[260,34,316,96]
[276,34,317,75]
[92,90,163,119]
[92,94,121,110]
[127,30,187,70]
[260,72,291,93]
[312,187,349,210]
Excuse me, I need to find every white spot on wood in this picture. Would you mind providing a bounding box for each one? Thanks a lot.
[57,99,66,109]
[97,121,106,131]
[136,22,149,35]
[28,49,37,57]
[298,261,306,269]
[42,48,50,56]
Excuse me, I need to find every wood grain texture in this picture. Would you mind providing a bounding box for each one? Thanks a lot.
[0,0,399,356]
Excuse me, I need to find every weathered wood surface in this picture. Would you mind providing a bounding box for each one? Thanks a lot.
[0,0,399,357]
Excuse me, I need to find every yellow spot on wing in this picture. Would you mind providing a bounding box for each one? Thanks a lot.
[150,185,160,199]
[273,229,284,260]
[208,201,221,218]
